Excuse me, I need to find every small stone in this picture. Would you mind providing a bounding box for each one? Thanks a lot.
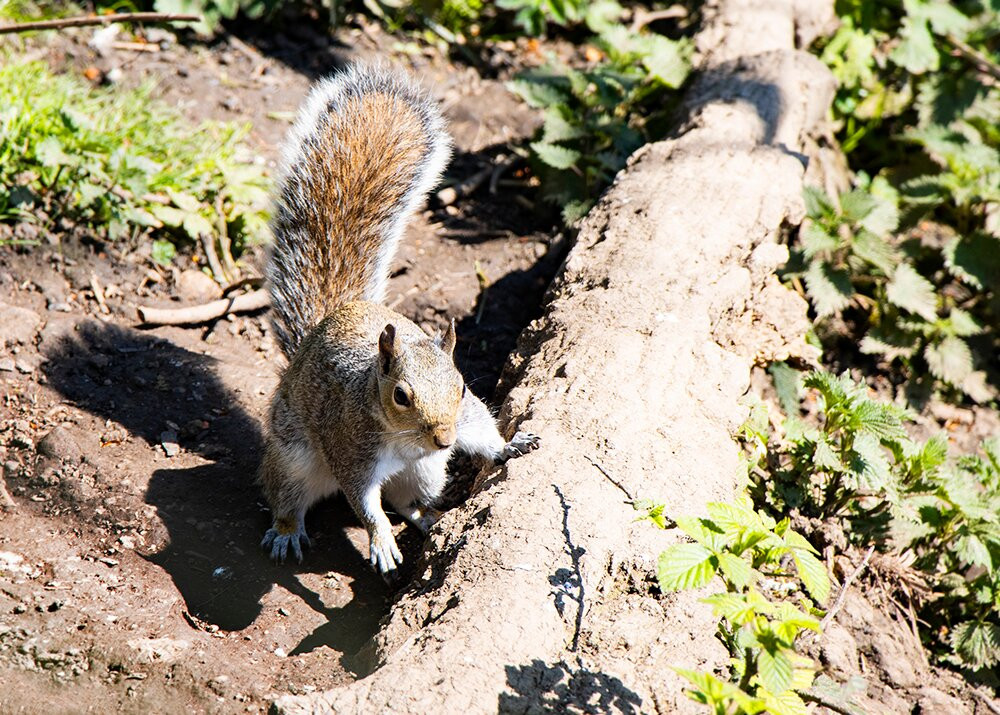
[175,269,220,303]
[14,360,34,374]
[36,427,82,464]
[274,647,287,658]
[127,637,190,663]
[0,357,14,372]
[118,535,136,549]
[160,430,180,457]
[0,304,42,347]
[278,607,290,617]
[12,604,26,614]
[3,461,18,477]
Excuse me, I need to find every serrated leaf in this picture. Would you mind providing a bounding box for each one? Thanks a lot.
[760,688,809,715]
[768,362,802,418]
[805,261,853,317]
[944,234,1000,291]
[717,552,754,590]
[813,435,844,471]
[182,211,214,239]
[507,79,569,109]
[924,336,974,385]
[790,548,831,604]
[541,108,585,144]
[886,263,938,321]
[35,136,73,167]
[948,309,982,337]
[839,189,877,222]
[956,534,993,570]
[702,592,757,624]
[640,35,690,88]
[757,647,794,694]
[803,186,837,219]
[849,433,893,491]
[530,141,580,170]
[852,400,909,442]
[851,230,898,274]
[799,222,839,258]
[891,16,939,74]
[951,620,1000,670]
[657,543,717,592]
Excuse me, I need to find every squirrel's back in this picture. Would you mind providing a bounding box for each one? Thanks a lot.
[266,65,451,357]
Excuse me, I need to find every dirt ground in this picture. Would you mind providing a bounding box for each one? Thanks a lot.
[0,20,561,713]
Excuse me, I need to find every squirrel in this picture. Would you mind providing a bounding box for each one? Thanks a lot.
[259,65,540,577]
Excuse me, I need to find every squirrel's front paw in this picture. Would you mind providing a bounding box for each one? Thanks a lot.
[262,525,311,563]
[369,529,403,578]
[497,431,541,464]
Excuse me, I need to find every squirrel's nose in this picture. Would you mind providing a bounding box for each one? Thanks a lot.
[432,426,455,450]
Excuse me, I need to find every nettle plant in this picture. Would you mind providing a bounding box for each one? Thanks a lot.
[754,369,1000,672]
[652,496,830,715]
[508,2,690,223]
[784,180,997,402]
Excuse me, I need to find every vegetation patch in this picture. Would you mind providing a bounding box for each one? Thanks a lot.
[0,58,269,259]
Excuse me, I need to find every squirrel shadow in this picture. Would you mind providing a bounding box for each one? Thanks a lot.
[40,318,388,669]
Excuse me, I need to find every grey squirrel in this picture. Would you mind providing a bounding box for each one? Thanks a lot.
[259,65,540,576]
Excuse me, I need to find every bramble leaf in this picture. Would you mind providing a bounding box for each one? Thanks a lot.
[657,543,717,592]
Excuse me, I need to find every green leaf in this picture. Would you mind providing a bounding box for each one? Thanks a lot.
[530,141,580,170]
[944,234,1000,291]
[760,688,809,715]
[955,534,993,570]
[507,79,569,109]
[717,552,754,590]
[151,239,176,266]
[951,620,1000,670]
[805,261,853,317]
[657,543,718,592]
[813,436,844,471]
[640,35,690,88]
[757,647,794,694]
[182,211,215,239]
[35,136,73,167]
[702,592,757,624]
[789,548,831,604]
[541,108,585,143]
[768,362,802,417]
[839,189,876,222]
[886,263,938,321]
[924,336,974,386]
[891,15,939,74]
[803,186,837,220]
[851,230,898,274]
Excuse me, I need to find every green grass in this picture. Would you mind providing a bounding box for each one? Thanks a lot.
[0,58,270,259]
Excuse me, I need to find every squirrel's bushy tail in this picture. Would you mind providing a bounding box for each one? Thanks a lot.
[266,64,451,357]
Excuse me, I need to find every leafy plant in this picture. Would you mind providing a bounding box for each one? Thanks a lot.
[509,10,691,222]
[785,180,997,402]
[0,58,270,263]
[752,368,1000,672]
[655,496,830,714]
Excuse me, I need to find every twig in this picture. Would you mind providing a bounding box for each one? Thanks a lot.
[584,455,635,502]
[973,690,1000,715]
[800,691,860,715]
[215,196,238,282]
[437,164,494,206]
[489,155,521,195]
[200,232,227,284]
[820,546,875,630]
[89,273,109,314]
[945,34,1000,83]
[0,12,200,35]
[221,276,263,297]
[111,41,159,52]
[630,5,687,32]
[137,288,269,326]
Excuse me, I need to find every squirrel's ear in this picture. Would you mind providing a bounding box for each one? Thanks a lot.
[439,319,457,357]
[378,324,397,375]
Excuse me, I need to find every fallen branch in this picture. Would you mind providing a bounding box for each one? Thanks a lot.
[973,689,1000,715]
[136,288,269,326]
[820,546,875,631]
[0,12,200,35]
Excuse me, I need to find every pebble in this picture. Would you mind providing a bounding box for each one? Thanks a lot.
[0,357,14,372]
[160,430,180,458]
[0,303,42,347]
[175,269,220,303]
[36,426,82,464]
[14,360,34,374]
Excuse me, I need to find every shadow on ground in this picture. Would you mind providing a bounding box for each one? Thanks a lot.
[40,318,387,671]
[499,659,643,714]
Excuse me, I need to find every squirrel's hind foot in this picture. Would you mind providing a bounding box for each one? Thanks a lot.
[497,431,541,464]
[262,525,311,563]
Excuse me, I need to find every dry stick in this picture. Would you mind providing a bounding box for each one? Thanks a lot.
[820,546,875,631]
[800,692,860,715]
[136,288,269,326]
[200,232,227,284]
[630,4,687,32]
[945,34,1000,83]
[0,12,200,34]
[973,690,1000,715]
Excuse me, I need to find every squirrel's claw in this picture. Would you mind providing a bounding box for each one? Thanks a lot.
[370,529,403,578]
[262,527,311,564]
[497,431,541,464]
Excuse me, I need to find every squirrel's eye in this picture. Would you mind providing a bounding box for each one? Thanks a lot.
[393,386,411,408]
[461,384,467,398]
